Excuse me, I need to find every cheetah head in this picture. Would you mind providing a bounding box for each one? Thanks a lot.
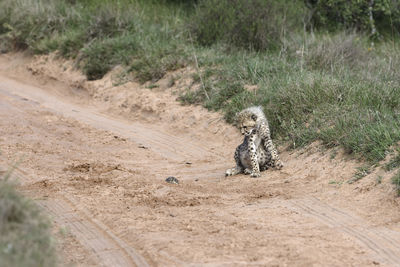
[237,114,258,136]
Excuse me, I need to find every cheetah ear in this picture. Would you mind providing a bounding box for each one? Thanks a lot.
[251,114,257,121]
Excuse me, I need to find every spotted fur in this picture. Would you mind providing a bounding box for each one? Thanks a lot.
[225,106,283,178]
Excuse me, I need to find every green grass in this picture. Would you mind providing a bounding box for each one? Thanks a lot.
[0,0,191,81]
[188,0,305,51]
[393,172,400,196]
[0,170,57,267]
[384,150,400,171]
[2,0,400,192]
[179,39,400,166]
[348,165,371,184]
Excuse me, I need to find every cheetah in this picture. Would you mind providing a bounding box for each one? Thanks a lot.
[225,106,283,178]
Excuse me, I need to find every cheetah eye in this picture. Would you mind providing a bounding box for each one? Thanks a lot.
[243,126,247,129]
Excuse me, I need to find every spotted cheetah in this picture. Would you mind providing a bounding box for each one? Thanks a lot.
[225,106,283,178]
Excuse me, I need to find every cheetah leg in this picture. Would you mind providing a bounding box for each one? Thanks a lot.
[264,139,283,170]
[257,148,269,172]
[260,165,269,172]
[248,141,260,178]
[225,147,243,176]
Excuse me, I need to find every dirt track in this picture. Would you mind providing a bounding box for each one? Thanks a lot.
[1,53,400,266]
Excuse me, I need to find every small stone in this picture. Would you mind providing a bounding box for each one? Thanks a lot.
[165,176,179,184]
[114,135,127,141]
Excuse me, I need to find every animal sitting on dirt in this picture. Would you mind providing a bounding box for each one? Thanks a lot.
[225,106,283,178]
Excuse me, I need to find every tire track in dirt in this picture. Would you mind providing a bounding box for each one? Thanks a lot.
[0,76,219,163]
[39,198,149,267]
[0,76,229,184]
[285,197,400,266]
[9,168,149,267]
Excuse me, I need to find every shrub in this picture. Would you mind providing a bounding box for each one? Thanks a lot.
[302,32,369,71]
[0,177,56,267]
[86,5,135,40]
[0,0,80,50]
[306,0,400,38]
[58,29,87,58]
[189,0,306,51]
[134,44,188,82]
[80,35,138,80]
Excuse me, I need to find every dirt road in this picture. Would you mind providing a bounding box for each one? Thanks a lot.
[1,53,400,266]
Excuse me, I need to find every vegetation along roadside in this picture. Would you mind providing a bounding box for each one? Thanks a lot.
[0,167,57,267]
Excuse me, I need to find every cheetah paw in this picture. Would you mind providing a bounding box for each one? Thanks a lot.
[226,168,242,176]
[250,172,260,178]
[244,168,252,175]
[225,169,233,176]
[275,160,284,170]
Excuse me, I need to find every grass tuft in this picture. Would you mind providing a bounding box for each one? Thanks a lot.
[348,165,371,184]
[79,35,138,80]
[0,172,57,266]
[385,151,400,171]
[301,32,370,72]
[392,172,400,196]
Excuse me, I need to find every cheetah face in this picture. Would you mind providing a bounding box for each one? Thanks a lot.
[239,115,257,136]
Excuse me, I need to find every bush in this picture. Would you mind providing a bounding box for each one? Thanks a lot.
[0,0,80,50]
[303,32,369,71]
[80,35,138,80]
[190,0,306,51]
[130,44,187,83]
[86,5,135,40]
[306,0,400,38]
[0,176,56,267]
[58,29,87,58]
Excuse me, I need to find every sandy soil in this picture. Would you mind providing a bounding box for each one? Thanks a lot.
[1,52,400,266]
